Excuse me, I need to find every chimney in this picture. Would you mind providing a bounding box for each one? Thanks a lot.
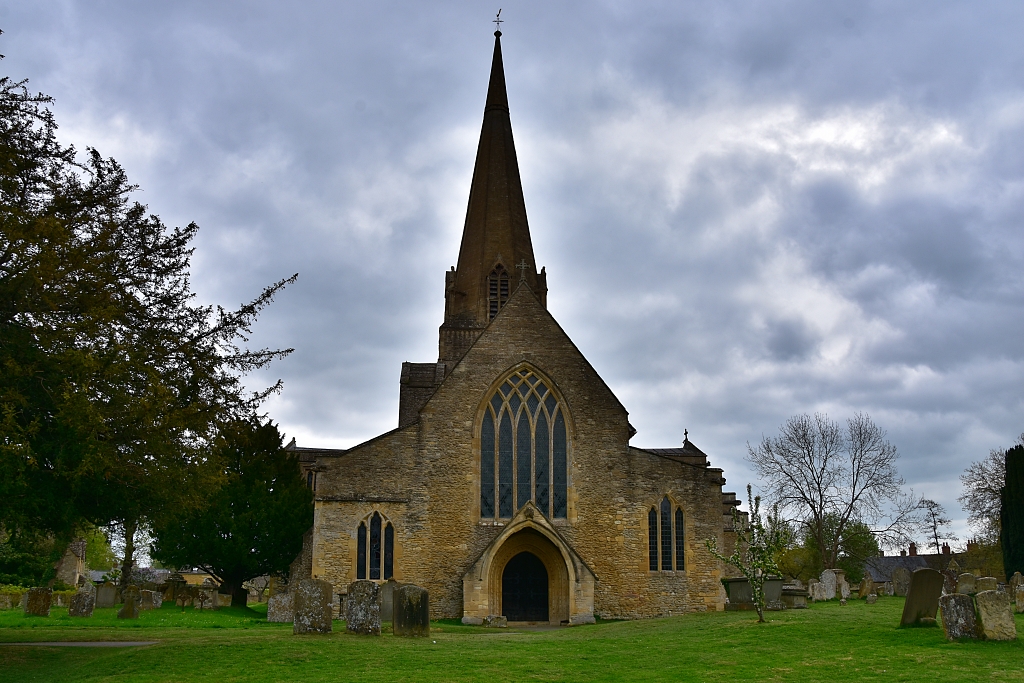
[909,542,917,556]
[900,550,907,557]
[942,543,950,555]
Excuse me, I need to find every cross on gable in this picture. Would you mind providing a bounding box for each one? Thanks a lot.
[515,259,530,281]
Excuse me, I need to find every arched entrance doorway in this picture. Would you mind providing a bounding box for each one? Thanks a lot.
[501,551,549,621]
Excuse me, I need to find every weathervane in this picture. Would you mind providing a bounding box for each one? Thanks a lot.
[493,9,503,33]
[515,259,530,282]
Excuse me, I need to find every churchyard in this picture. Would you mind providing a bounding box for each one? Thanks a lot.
[1,597,1022,682]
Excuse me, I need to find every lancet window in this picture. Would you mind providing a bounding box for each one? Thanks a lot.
[487,265,510,320]
[648,496,685,572]
[356,512,395,581]
[480,368,568,520]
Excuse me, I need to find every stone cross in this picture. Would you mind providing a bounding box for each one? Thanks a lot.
[515,259,530,282]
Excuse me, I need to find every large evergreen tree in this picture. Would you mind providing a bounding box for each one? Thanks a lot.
[1001,445,1024,579]
[152,419,313,606]
[0,75,295,581]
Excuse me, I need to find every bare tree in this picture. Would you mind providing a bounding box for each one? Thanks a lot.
[747,413,920,570]
[958,448,1007,542]
[920,499,957,553]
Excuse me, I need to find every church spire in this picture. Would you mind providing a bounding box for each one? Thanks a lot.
[439,29,547,364]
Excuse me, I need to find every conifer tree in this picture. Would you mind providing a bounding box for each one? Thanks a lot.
[1001,445,1024,579]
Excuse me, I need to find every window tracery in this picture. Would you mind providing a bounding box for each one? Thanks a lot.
[356,512,395,580]
[649,496,685,572]
[480,368,568,520]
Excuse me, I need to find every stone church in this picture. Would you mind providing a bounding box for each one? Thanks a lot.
[292,31,742,623]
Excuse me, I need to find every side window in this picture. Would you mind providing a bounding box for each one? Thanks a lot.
[356,512,395,581]
[649,497,685,572]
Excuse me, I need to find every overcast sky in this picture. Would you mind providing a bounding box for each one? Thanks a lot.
[4,1,1023,546]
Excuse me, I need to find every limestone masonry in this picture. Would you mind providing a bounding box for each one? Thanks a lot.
[290,31,743,623]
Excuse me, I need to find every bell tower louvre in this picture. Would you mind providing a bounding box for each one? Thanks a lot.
[438,30,547,365]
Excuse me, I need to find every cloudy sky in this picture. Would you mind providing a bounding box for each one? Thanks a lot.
[4,1,1023,545]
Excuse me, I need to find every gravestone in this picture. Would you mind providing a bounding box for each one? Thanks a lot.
[0,595,11,610]
[975,590,1018,641]
[780,586,808,609]
[1014,586,1024,614]
[975,577,998,592]
[139,590,155,611]
[883,581,894,596]
[1010,572,1023,591]
[267,592,294,622]
[25,588,52,617]
[859,577,873,599]
[380,579,402,621]
[345,580,381,635]
[96,583,117,608]
[941,570,957,595]
[866,594,877,605]
[900,568,943,627]
[293,579,333,635]
[152,591,162,609]
[956,573,976,595]
[483,614,507,628]
[947,559,961,574]
[819,570,837,600]
[118,586,141,619]
[891,567,912,597]
[939,593,978,640]
[68,588,95,617]
[216,593,232,608]
[834,570,850,600]
[393,585,430,637]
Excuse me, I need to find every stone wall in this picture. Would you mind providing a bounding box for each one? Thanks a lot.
[312,285,734,620]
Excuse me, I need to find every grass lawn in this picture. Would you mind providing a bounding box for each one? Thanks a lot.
[1,598,1022,682]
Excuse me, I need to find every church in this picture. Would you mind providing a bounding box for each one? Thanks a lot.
[291,30,742,623]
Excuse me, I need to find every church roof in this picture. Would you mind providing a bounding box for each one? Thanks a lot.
[447,30,541,324]
[641,437,711,467]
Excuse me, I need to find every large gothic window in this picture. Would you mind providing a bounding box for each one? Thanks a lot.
[356,512,395,581]
[648,497,685,572]
[480,368,567,519]
[487,265,510,320]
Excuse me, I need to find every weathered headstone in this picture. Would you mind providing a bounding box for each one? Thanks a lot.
[152,591,162,609]
[118,586,141,619]
[866,594,877,605]
[819,570,837,600]
[780,587,808,609]
[380,579,402,621]
[483,614,507,628]
[947,559,961,574]
[900,568,943,627]
[0,595,11,610]
[892,567,912,597]
[975,577,998,592]
[393,585,430,637]
[834,570,850,600]
[1010,572,1023,591]
[883,581,894,596]
[345,580,381,635]
[96,583,117,608]
[25,588,52,617]
[139,590,155,611]
[956,573,976,595]
[68,588,95,617]
[267,592,294,622]
[941,570,957,595]
[1014,586,1024,614]
[975,590,1018,641]
[216,593,232,608]
[939,593,978,640]
[859,577,874,599]
[294,579,334,635]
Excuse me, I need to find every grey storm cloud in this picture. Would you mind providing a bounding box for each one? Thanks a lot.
[3,1,1023,543]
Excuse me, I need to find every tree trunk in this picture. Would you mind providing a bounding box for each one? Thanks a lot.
[120,519,137,598]
[219,578,248,607]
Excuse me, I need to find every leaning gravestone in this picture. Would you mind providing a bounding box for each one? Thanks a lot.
[891,567,912,597]
[941,570,957,595]
[267,593,294,622]
[900,568,943,627]
[939,593,977,640]
[975,590,1018,641]
[68,587,95,618]
[95,583,117,608]
[118,586,141,619]
[25,588,52,617]
[819,570,837,600]
[345,580,381,635]
[956,573,976,595]
[294,579,333,635]
[393,585,429,637]
[859,577,873,599]
[139,590,155,611]
[975,577,998,592]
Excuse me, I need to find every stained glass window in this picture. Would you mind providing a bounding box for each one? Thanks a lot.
[369,512,382,580]
[357,522,367,580]
[674,508,684,570]
[660,497,672,571]
[479,368,569,520]
[648,508,658,571]
[384,523,394,580]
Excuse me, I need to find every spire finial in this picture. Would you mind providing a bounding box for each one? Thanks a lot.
[493,9,503,36]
